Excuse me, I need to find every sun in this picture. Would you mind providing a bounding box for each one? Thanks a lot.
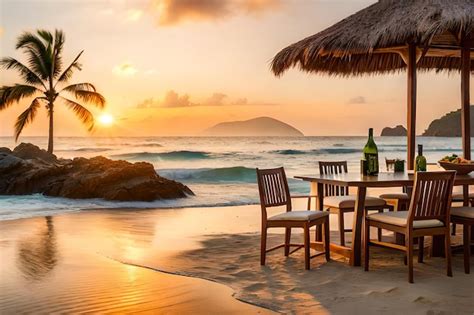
[98,113,114,126]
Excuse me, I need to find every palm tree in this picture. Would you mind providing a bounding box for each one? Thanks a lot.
[0,29,105,153]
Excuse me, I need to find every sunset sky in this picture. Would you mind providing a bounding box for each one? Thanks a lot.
[0,0,472,137]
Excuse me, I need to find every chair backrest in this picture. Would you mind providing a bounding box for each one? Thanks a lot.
[318,161,349,196]
[407,171,455,227]
[256,167,291,217]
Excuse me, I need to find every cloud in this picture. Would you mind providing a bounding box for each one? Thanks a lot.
[113,63,138,77]
[232,97,248,105]
[150,0,281,26]
[136,90,195,108]
[136,91,276,108]
[162,90,195,107]
[205,93,228,106]
[126,9,144,21]
[347,96,367,104]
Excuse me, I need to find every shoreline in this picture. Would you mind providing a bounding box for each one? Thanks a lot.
[1,203,473,313]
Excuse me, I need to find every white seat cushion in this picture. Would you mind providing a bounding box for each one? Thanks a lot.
[379,193,410,201]
[451,207,474,219]
[324,195,387,208]
[367,211,444,229]
[268,210,329,222]
[452,193,474,201]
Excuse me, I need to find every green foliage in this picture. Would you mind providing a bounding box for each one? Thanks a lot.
[0,29,106,148]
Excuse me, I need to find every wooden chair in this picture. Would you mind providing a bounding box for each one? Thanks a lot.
[451,192,474,236]
[452,192,474,205]
[257,167,330,270]
[380,158,410,212]
[450,206,474,274]
[364,171,455,283]
[318,161,392,246]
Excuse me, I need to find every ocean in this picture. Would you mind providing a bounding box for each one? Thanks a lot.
[0,136,463,220]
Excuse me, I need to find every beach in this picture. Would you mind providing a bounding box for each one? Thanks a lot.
[1,200,473,314]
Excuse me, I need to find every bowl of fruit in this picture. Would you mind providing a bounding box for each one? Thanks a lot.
[439,154,474,175]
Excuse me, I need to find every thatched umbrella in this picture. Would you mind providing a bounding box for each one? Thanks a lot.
[272,0,474,169]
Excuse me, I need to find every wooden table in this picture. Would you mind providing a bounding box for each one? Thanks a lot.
[295,172,474,267]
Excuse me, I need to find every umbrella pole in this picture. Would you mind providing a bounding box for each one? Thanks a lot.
[461,32,474,244]
[406,43,417,170]
[461,32,471,160]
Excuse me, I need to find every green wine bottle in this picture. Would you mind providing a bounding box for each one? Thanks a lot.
[415,144,427,172]
[363,128,379,175]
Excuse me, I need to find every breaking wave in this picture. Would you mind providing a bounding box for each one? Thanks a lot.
[112,150,211,161]
[160,166,257,183]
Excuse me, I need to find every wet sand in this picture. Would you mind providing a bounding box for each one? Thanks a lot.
[0,212,271,314]
[0,196,473,314]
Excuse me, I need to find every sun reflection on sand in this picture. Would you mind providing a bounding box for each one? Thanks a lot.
[0,211,272,314]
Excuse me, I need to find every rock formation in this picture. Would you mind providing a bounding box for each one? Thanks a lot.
[203,117,304,137]
[423,106,474,137]
[380,125,407,136]
[0,143,193,201]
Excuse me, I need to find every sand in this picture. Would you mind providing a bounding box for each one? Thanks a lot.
[0,196,473,314]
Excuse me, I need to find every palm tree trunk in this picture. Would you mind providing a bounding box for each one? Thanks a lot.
[47,105,54,153]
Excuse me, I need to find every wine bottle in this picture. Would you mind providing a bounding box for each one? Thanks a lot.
[415,144,427,172]
[362,128,379,175]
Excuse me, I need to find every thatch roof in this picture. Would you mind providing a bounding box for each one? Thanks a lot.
[272,0,474,77]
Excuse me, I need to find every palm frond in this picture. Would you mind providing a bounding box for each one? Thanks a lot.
[0,57,47,88]
[0,84,41,111]
[14,97,43,141]
[36,30,53,44]
[67,90,105,109]
[60,97,95,131]
[55,50,83,84]
[16,32,50,80]
[60,83,96,93]
[52,29,65,79]
[16,31,48,51]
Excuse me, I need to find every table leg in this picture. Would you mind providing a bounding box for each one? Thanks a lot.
[315,183,324,242]
[350,186,366,266]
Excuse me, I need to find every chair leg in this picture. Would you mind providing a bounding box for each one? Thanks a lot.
[418,236,424,263]
[407,235,414,283]
[463,224,471,274]
[364,219,370,271]
[260,226,267,266]
[445,231,453,277]
[284,228,291,256]
[304,224,310,270]
[338,211,345,246]
[377,209,383,241]
[452,223,456,236]
[324,218,330,262]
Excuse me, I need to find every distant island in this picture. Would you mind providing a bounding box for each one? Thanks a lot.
[423,106,474,137]
[203,117,304,137]
[381,125,407,136]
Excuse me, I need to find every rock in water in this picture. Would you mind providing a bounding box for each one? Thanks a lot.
[380,125,407,136]
[0,143,193,201]
[203,117,304,137]
[423,105,474,137]
[13,142,58,162]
